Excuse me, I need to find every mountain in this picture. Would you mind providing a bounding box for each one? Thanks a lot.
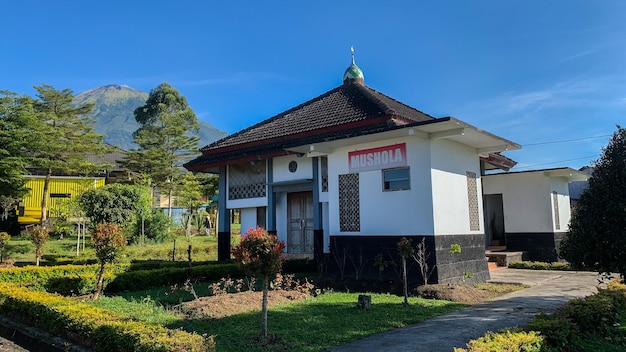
[74,85,227,151]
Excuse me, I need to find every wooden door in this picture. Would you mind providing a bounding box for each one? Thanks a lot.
[287,191,314,253]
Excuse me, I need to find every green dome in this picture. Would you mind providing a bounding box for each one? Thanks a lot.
[343,47,364,84]
[343,62,364,81]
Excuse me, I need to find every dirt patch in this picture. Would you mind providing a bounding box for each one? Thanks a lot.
[180,290,309,319]
[415,283,525,304]
[179,282,526,320]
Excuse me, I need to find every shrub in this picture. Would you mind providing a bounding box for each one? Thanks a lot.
[30,225,49,266]
[105,263,245,293]
[129,209,174,244]
[508,261,571,271]
[526,283,626,349]
[91,223,126,299]
[0,282,213,351]
[232,227,285,337]
[455,329,543,352]
[0,231,10,261]
[0,264,127,290]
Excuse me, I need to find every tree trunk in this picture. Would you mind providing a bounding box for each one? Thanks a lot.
[402,257,409,306]
[40,167,52,224]
[167,187,173,218]
[261,276,269,337]
[187,243,192,277]
[35,254,40,266]
[93,262,106,300]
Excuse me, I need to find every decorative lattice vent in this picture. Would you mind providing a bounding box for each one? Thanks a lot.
[466,171,480,231]
[228,162,266,200]
[339,173,360,232]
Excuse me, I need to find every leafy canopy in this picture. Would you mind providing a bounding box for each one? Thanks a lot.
[232,227,285,279]
[78,184,151,227]
[560,126,626,278]
[0,91,37,198]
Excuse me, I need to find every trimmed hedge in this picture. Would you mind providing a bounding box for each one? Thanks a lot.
[105,259,317,293]
[0,264,128,292]
[508,261,571,271]
[0,283,214,352]
[454,329,543,352]
[105,263,246,293]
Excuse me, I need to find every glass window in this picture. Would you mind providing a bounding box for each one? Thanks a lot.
[383,167,410,191]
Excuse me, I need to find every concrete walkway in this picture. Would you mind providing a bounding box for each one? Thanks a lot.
[332,269,602,352]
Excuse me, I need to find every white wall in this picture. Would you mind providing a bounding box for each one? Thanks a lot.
[551,177,572,232]
[273,155,313,182]
[240,207,258,234]
[275,192,288,244]
[483,172,553,233]
[430,139,484,235]
[327,136,435,236]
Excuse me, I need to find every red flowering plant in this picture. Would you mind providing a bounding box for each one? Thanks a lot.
[91,223,126,300]
[232,227,285,337]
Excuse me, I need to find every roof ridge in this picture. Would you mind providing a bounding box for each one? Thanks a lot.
[363,86,436,121]
[201,85,346,151]
[356,84,396,115]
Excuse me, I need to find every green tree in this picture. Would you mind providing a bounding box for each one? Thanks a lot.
[0,91,36,199]
[0,231,10,262]
[560,126,626,279]
[122,83,200,217]
[178,173,205,238]
[91,223,125,300]
[232,227,285,337]
[29,85,109,224]
[31,225,49,266]
[78,184,151,228]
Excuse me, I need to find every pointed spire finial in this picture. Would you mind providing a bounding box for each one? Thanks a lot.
[343,46,364,85]
[350,46,355,64]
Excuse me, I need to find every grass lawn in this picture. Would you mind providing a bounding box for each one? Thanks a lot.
[88,291,466,352]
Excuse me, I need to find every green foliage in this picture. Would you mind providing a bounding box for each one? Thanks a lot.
[0,282,214,352]
[0,231,10,261]
[450,243,462,254]
[105,263,245,293]
[177,172,205,238]
[526,282,626,350]
[232,227,286,336]
[122,82,201,216]
[92,223,126,264]
[0,91,34,198]
[130,209,174,244]
[0,263,127,288]
[92,223,126,299]
[31,226,49,266]
[455,329,544,352]
[28,84,111,223]
[165,292,464,352]
[560,126,626,278]
[508,261,572,270]
[232,227,285,280]
[78,184,151,227]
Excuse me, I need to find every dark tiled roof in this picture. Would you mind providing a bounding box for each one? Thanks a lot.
[201,83,434,152]
[186,82,435,170]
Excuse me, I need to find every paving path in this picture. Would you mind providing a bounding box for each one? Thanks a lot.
[332,269,602,352]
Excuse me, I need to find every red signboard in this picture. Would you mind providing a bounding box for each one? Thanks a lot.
[348,143,407,173]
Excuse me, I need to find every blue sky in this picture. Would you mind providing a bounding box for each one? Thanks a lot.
[2,1,625,170]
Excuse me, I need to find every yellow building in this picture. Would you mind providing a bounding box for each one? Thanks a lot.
[18,176,105,225]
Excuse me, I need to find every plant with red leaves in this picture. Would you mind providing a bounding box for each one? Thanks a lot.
[232,227,285,337]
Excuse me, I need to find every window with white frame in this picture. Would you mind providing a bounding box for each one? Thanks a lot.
[382,167,410,191]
